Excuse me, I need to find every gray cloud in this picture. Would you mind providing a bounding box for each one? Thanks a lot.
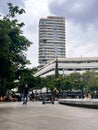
[48,0,98,58]
[49,0,98,28]
[0,0,25,15]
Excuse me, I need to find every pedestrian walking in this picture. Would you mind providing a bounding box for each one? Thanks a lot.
[23,84,29,105]
[53,88,60,101]
[31,90,35,102]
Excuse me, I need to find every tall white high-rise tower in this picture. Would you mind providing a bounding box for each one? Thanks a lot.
[39,16,66,65]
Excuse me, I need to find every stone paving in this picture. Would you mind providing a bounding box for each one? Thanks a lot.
[0,101,98,130]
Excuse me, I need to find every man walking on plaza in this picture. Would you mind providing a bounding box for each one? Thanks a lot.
[23,84,29,105]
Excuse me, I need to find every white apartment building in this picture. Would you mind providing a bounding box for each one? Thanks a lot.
[35,57,98,77]
[39,16,66,65]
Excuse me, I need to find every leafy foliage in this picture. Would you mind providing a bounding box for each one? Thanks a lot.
[39,71,98,94]
[0,3,32,96]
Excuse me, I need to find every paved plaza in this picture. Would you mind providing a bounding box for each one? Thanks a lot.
[0,101,98,130]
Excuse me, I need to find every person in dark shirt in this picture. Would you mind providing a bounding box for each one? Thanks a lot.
[53,88,60,101]
[23,84,29,105]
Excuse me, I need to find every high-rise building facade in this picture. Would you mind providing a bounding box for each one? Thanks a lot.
[38,16,66,65]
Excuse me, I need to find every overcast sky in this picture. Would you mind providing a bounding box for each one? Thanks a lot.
[0,0,98,68]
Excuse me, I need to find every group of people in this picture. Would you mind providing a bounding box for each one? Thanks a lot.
[22,84,60,105]
[0,83,60,104]
[84,93,92,99]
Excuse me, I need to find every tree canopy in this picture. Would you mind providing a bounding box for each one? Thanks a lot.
[0,3,32,96]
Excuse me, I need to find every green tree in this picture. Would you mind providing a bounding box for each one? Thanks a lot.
[45,75,55,91]
[82,71,98,91]
[0,3,32,96]
[62,76,74,91]
[70,72,83,90]
[16,68,35,93]
[36,77,45,89]
[82,71,96,91]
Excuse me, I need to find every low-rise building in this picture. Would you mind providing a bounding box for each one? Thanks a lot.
[35,57,98,77]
